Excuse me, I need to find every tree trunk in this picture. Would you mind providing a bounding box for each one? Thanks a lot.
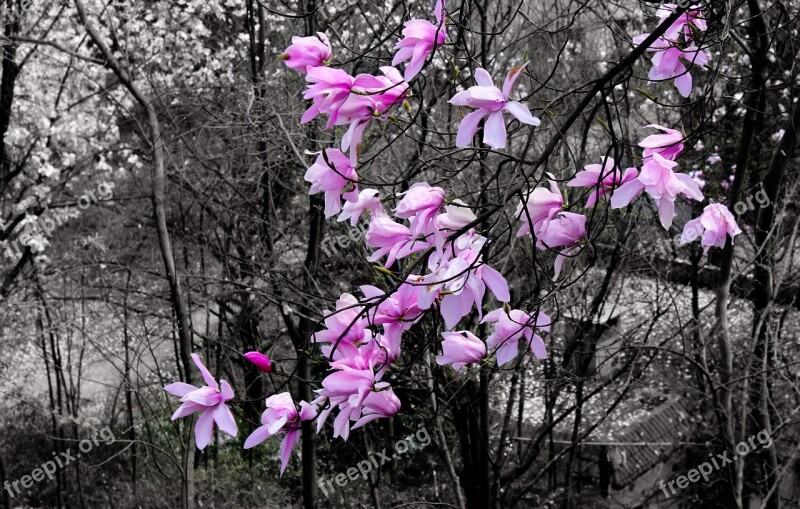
[714,3,768,504]
[123,269,137,492]
[0,450,10,509]
[73,2,197,506]
[747,96,799,509]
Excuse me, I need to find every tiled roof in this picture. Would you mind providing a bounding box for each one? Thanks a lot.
[608,397,696,485]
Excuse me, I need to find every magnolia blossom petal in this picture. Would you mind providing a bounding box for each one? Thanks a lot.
[191,353,219,390]
[675,173,705,201]
[483,110,507,149]
[480,265,510,302]
[244,425,271,449]
[267,415,289,436]
[504,101,540,126]
[495,339,519,366]
[243,352,273,373]
[680,217,703,244]
[171,401,204,420]
[529,334,548,359]
[184,387,221,406]
[220,380,235,401]
[657,198,676,229]
[164,382,198,398]
[212,404,238,437]
[404,41,432,81]
[456,109,489,147]
[609,179,645,208]
[553,247,579,280]
[482,308,505,324]
[473,68,494,87]
[434,0,445,22]
[279,430,300,476]
[440,290,475,329]
[674,70,693,97]
[195,410,215,450]
[502,63,529,99]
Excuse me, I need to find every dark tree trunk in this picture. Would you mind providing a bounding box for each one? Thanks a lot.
[747,97,799,509]
[452,378,490,509]
[0,451,10,509]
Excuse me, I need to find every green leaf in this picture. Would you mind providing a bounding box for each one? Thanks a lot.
[373,266,397,277]
[635,88,658,102]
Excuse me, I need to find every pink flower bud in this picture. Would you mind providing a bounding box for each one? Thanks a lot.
[243,351,273,373]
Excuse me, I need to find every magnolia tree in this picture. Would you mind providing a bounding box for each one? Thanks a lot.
[157,1,787,508]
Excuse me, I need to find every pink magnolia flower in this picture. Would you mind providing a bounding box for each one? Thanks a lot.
[320,365,377,399]
[360,282,424,360]
[437,331,485,370]
[392,0,447,81]
[365,211,429,267]
[436,200,478,231]
[243,351,273,374]
[362,282,424,325]
[340,66,409,164]
[656,3,708,40]
[338,189,383,226]
[243,393,315,475]
[535,211,587,279]
[707,153,721,165]
[314,360,399,440]
[515,176,563,237]
[567,157,639,207]
[416,249,510,328]
[312,389,396,441]
[395,182,446,239]
[611,152,705,229]
[633,35,709,98]
[304,67,408,163]
[449,63,540,149]
[312,293,373,355]
[639,124,684,161]
[281,33,332,73]
[305,149,359,218]
[357,66,409,115]
[348,385,401,431]
[302,67,355,127]
[164,354,238,450]
[680,203,742,252]
[303,66,404,122]
[482,308,551,366]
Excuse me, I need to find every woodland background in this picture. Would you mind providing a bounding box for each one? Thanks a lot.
[0,0,799,508]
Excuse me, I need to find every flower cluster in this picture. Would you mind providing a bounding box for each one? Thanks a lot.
[163,1,738,478]
[633,3,709,97]
[164,0,551,474]
[517,174,588,280]
[518,120,739,278]
[610,124,704,229]
[611,122,739,247]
